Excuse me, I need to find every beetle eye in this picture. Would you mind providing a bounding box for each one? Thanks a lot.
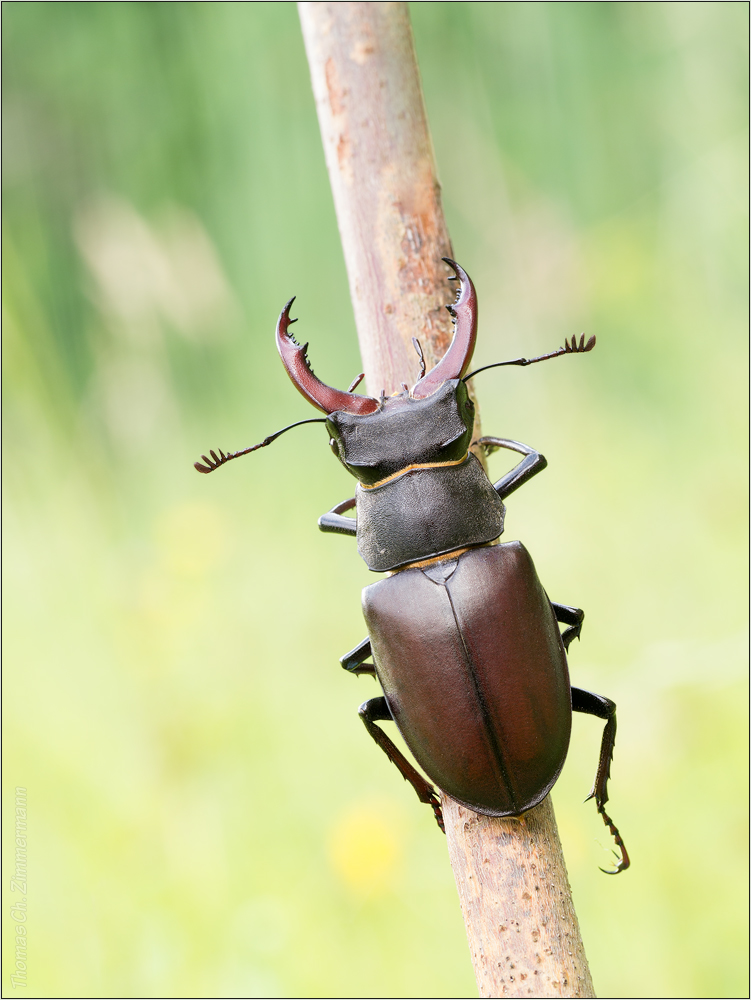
[329,437,340,457]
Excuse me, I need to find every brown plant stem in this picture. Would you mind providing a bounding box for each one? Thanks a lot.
[298,3,595,996]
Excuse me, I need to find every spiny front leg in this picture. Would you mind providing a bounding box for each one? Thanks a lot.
[572,687,629,874]
[476,437,547,500]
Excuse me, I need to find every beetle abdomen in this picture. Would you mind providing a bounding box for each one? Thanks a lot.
[362,541,571,816]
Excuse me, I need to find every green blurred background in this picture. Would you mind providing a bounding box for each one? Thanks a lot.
[2,3,747,997]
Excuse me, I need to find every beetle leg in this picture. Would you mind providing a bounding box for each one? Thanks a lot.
[551,602,585,651]
[318,496,357,536]
[340,637,376,678]
[476,437,547,501]
[571,687,630,874]
[358,697,444,833]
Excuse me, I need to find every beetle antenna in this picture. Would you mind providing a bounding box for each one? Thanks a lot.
[462,334,596,382]
[194,418,327,474]
[411,337,426,380]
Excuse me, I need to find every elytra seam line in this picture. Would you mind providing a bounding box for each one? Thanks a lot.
[444,584,518,812]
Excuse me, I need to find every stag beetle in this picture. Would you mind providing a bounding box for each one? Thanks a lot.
[196,259,629,873]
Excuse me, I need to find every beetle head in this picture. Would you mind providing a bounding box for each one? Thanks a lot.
[326,379,474,485]
[195,257,593,476]
[270,259,478,484]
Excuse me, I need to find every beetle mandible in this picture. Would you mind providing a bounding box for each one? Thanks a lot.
[196,259,629,874]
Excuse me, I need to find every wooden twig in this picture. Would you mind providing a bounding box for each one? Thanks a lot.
[298,0,453,396]
[298,4,595,997]
[444,796,594,997]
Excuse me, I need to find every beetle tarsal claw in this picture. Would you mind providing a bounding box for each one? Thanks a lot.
[599,844,629,875]
[430,795,445,834]
[594,802,630,874]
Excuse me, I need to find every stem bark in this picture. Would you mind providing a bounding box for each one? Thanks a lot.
[298,4,595,996]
